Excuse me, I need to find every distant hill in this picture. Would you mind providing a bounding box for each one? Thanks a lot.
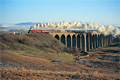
[16,22,36,25]
[8,29,28,33]
[0,27,8,29]
[118,27,120,29]
[0,30,11,34]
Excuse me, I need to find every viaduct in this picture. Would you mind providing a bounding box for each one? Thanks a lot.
[49,32,113,52]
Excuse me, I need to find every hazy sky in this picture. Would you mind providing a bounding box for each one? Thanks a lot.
[0,0,120,26]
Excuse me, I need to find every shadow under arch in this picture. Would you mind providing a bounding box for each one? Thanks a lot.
[95,35,97,48]
[100,34,103,47]
[90,34,92,49]
[67,35,71,48]
[93,35,96,49]
[98,35,100,47]
[82,34,85,51]
[86,34,89,51]
[77,35,80,49]
[108,35,110,44]
[106,35,109,45]
[55,34,59,40]
[103,35,105,46]
[72,35,76,50]
[61,34,65,45]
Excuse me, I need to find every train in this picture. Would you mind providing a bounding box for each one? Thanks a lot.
[28,29,100,34]
[28,30,61,33]
[28,30,85,33]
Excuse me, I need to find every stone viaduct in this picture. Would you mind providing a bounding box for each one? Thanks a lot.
[49,32,113,52]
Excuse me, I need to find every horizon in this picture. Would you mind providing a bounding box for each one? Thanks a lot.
[0,0,120,26]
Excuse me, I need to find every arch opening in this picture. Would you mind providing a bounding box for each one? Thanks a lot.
[90,34,92,49]
[72,35,76,50]
[103,36,105,46]
[77,35,80,49]
[86,34,89,51]
[100,34,103,47]
[55,35,59,40]
[98,35,100,47]
[93,35,96,49]
[108,35,110,44]
[95,35,97,48]
[82,34,85,51]
[67,35,71,48]
[61,35,65,45]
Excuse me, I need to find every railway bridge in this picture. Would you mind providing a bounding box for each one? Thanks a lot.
[49,32,112,52]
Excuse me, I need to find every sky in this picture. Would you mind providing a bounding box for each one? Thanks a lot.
[0,0,120,26]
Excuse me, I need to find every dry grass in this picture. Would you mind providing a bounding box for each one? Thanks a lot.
[0,33,120,80]
[1,67,119,80]
[0,50,120,79]
[0,52,76,71]
[0,33,74,61]
[0,33,70,53]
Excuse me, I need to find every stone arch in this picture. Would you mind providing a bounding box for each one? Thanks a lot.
[93,35,96,49]
[77,35,80,49]
[90,34,92,49]
[108,35,110,44]
[72,35,76,50]
[103,35,105,46]
[100,34,103,47]
[61,34,65,45]
[106,35,109,45]
[82,34,85,51]
[95,35,97,48]
[98,35,100,47]
[86,34,89,51]
[105,35,107,46]
[55,34,59,40]
[80,35,82,50]
[108,34,112,44]
[105,36,107,46]
[67,34,71,48]
[109,34,112,44]
[99,35,102,47]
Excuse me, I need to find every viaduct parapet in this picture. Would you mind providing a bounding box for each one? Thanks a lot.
[49,32,113,52]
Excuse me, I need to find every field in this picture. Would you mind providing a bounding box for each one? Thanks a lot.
[0,33,120,80]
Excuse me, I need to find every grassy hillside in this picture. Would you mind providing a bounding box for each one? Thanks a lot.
[0,33,73,61]
[0,33,69,52]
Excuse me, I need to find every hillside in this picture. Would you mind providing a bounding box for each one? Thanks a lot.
[0,33,120,80]
[0,33,73,62]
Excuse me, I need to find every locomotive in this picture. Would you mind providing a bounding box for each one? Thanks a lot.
[28,30,61,33]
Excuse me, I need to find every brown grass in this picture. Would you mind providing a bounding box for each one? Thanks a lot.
[0,33,70,53]
[0,50,120,79]
[0,52,77,71]
[1,67,119,80]
[0,33,120,80]
[0,33,74,61]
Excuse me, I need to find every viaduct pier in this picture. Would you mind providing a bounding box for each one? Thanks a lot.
[49,32,113,52]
